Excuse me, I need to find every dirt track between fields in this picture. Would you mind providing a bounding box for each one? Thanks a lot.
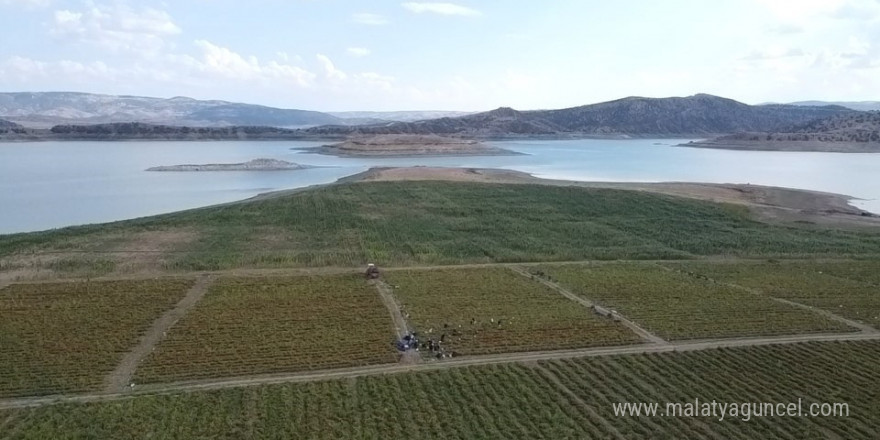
[2,331,878,410]
[509,266,669,345]
[102,275,216,393]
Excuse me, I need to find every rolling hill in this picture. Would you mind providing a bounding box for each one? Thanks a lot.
[0,92,344,128]
[304,94,855,137]
[687,111,880,152]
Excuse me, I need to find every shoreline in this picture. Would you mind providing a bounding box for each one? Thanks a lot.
[2,166,877,236]
[233,167,880,229]
[680,140,880,153]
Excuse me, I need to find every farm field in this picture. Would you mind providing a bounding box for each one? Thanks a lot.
[382,267,641,356]
[4,182,880,278]
[537,263,852,340]
[2,341,876,439]
[0,279,193,397]
[134,274,398,383]
[668,261,880,328]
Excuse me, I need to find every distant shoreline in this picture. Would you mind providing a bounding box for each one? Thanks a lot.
[681,139,880,153]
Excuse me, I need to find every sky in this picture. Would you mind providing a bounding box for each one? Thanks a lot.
[0,0,878,111]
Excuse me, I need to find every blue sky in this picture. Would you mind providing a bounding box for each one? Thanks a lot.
[0,0,878,111]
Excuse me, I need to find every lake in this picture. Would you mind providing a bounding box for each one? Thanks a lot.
[2,139,879,234]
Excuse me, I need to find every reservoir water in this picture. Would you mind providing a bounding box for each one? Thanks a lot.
[2,139,879,234]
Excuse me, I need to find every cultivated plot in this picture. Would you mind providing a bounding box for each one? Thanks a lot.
[539,263,851,340]
[2,341,877,439]
[383,267,640,356]
[671,261,880,328]
[134,274,398,383]
[0,279,193,397]
[539,340,879,439]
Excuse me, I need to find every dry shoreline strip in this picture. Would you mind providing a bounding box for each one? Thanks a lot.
[303,135,522,157]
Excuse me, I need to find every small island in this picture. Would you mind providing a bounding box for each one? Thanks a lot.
[302,134,522,157]
[147,158,316,172]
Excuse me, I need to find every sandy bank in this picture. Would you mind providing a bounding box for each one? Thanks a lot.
[147,158,318,172]
[681,139,880,153]
[302,134,522,157]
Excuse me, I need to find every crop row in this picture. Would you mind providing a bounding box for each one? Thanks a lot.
[383,267,641,357]
[541,340,879,439]
[538,263,851,340]
[0,279,193,397]
[669,261,880,328]
[134,275,399,383]
[3,340,877,438]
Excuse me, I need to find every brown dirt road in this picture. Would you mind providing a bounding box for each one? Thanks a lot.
[102,275,215,393]
[509,266,669,345]
[3,331,877,410]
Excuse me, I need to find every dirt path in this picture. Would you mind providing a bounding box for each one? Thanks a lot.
[5,257,876,286]
[660,264,878,334]
[770,296,877,333]
[3,331,877,410]
[509,266,669,345]
[373,279,421,365]
[373,279,409,339]
[102,275,216,393]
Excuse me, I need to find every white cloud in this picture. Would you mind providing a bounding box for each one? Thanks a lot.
[194,40,315,86]
[51,4,181,54]
[742,47,805,60]
[346,47,371,57]
[316,54,347,80]
[401,2,481,16]
[351,12,388,25]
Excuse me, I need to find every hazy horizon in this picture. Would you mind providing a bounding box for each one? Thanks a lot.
[1,0,878,112]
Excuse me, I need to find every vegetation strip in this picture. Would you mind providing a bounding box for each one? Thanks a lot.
[102,275,216,393]
[508,266,668,345]
[532,363,627,439]
[2,331,876,410]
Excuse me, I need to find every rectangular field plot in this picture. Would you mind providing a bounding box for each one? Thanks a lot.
[383,267,640,356]
[134,275,398,383]
[4,341,878,439]
[538,340,880,439]
[0,279,193,397]
[672,261,880,328]
[539,264,851,340]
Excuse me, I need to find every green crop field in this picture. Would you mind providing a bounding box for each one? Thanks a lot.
[383,267,640,355]
[2,341,876,439]
[669,261,880,328]
[4,182,880,276]
[0,279,193,397]
[134,274,398,383]
[537,263,851,340]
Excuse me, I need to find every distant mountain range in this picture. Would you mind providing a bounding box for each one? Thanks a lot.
[0,92,478,128]
[305,94,855,137]
[0,92,866,141]
[328,110,474,122]
[0,92,347,128]
[785,101,880,112]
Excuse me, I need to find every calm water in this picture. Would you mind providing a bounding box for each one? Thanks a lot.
[1,139,879,234]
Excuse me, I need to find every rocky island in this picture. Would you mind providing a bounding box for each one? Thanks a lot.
[147,158,316,172]
[304,134,521,157]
